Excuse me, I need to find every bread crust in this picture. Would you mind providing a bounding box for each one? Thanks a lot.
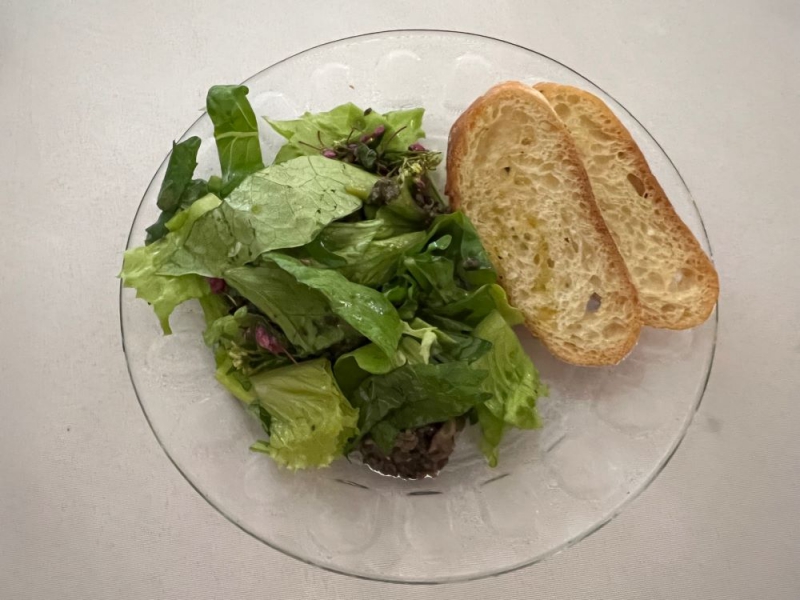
[447,82,642,366]
[534,83,719,329]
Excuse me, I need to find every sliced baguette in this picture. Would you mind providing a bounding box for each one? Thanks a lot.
[534,83,719,329]
[446,81,642,366]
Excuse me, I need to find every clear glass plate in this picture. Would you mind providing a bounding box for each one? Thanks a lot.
[120,30,717,584]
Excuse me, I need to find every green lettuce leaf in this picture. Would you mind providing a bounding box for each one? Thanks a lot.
[474,404,505,468]
[350,362,491,451]
[206,85,264,195]
[425,212,497,287]
[472,311,546,430]
[223,264,350,355]
[332,231,428,287]
[249,358,358,469]
[428,283,523,327]
[213,348,256,404]
[159,156,376,277]
[120,194,222,333]
[268,254,402,357]
[333,320,437,398]
[266,103,425,163]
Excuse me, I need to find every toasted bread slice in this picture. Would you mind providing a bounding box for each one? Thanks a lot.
[446,82,642,366]
[535,83,719,329]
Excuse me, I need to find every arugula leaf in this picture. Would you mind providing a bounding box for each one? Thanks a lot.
[473,311,546,430]
[120,194,222,333]
[206,85,264,195]
[268,254,402,357]
[249,359,359,469]
[266,103,425,163]
[158,156,376,277]
[223,264,349,355]
[350,362,491,451]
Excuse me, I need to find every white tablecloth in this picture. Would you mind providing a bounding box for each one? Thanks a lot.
[2,1,799,598]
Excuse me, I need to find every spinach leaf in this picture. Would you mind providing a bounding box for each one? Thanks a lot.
[333,320,437,398]
[145,136,205,245]
[206,85,265,195]
[158,156,376,277]
[224,264,349,355]
[157,137,202,212]
[268,254,402,357]
[249,359,359,469]
[426,212,497,287]
[350,362,491,451]
[427,283,523,327]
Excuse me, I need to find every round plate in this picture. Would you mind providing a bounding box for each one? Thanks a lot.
[121,30,717,584]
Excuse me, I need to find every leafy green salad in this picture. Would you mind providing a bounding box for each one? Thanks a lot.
[120,85,547,478]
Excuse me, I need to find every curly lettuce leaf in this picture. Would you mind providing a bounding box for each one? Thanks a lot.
[213,348,256,404]
[266,103,425,163]
[249,359,358,469]
[158,156,376,277]
[120,194,222,333]
[268,254,402,357]
[206,85,264,195]
[474,404,505,468]
[473,311,546,430]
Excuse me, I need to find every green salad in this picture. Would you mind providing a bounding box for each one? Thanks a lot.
[121,84,547,478]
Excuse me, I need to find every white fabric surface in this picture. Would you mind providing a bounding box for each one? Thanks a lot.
[2,1,799,598]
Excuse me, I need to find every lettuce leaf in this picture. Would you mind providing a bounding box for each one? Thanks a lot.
[213,348,256,404]
[350,362,491,451]
[223,264,350,355]
[206,85,264,195]
[428,283,523,327]
[158,156,376,277]
[425,212,497,287]
[120,194,222,333]
[333,320,437,397]
[249,359,358,469]
[473,311,546,430]
[474,404,505,468]
[266,103,425,163]
[268,254,402,357]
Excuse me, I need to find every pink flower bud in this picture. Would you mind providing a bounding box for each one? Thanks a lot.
[207,278,226,294]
